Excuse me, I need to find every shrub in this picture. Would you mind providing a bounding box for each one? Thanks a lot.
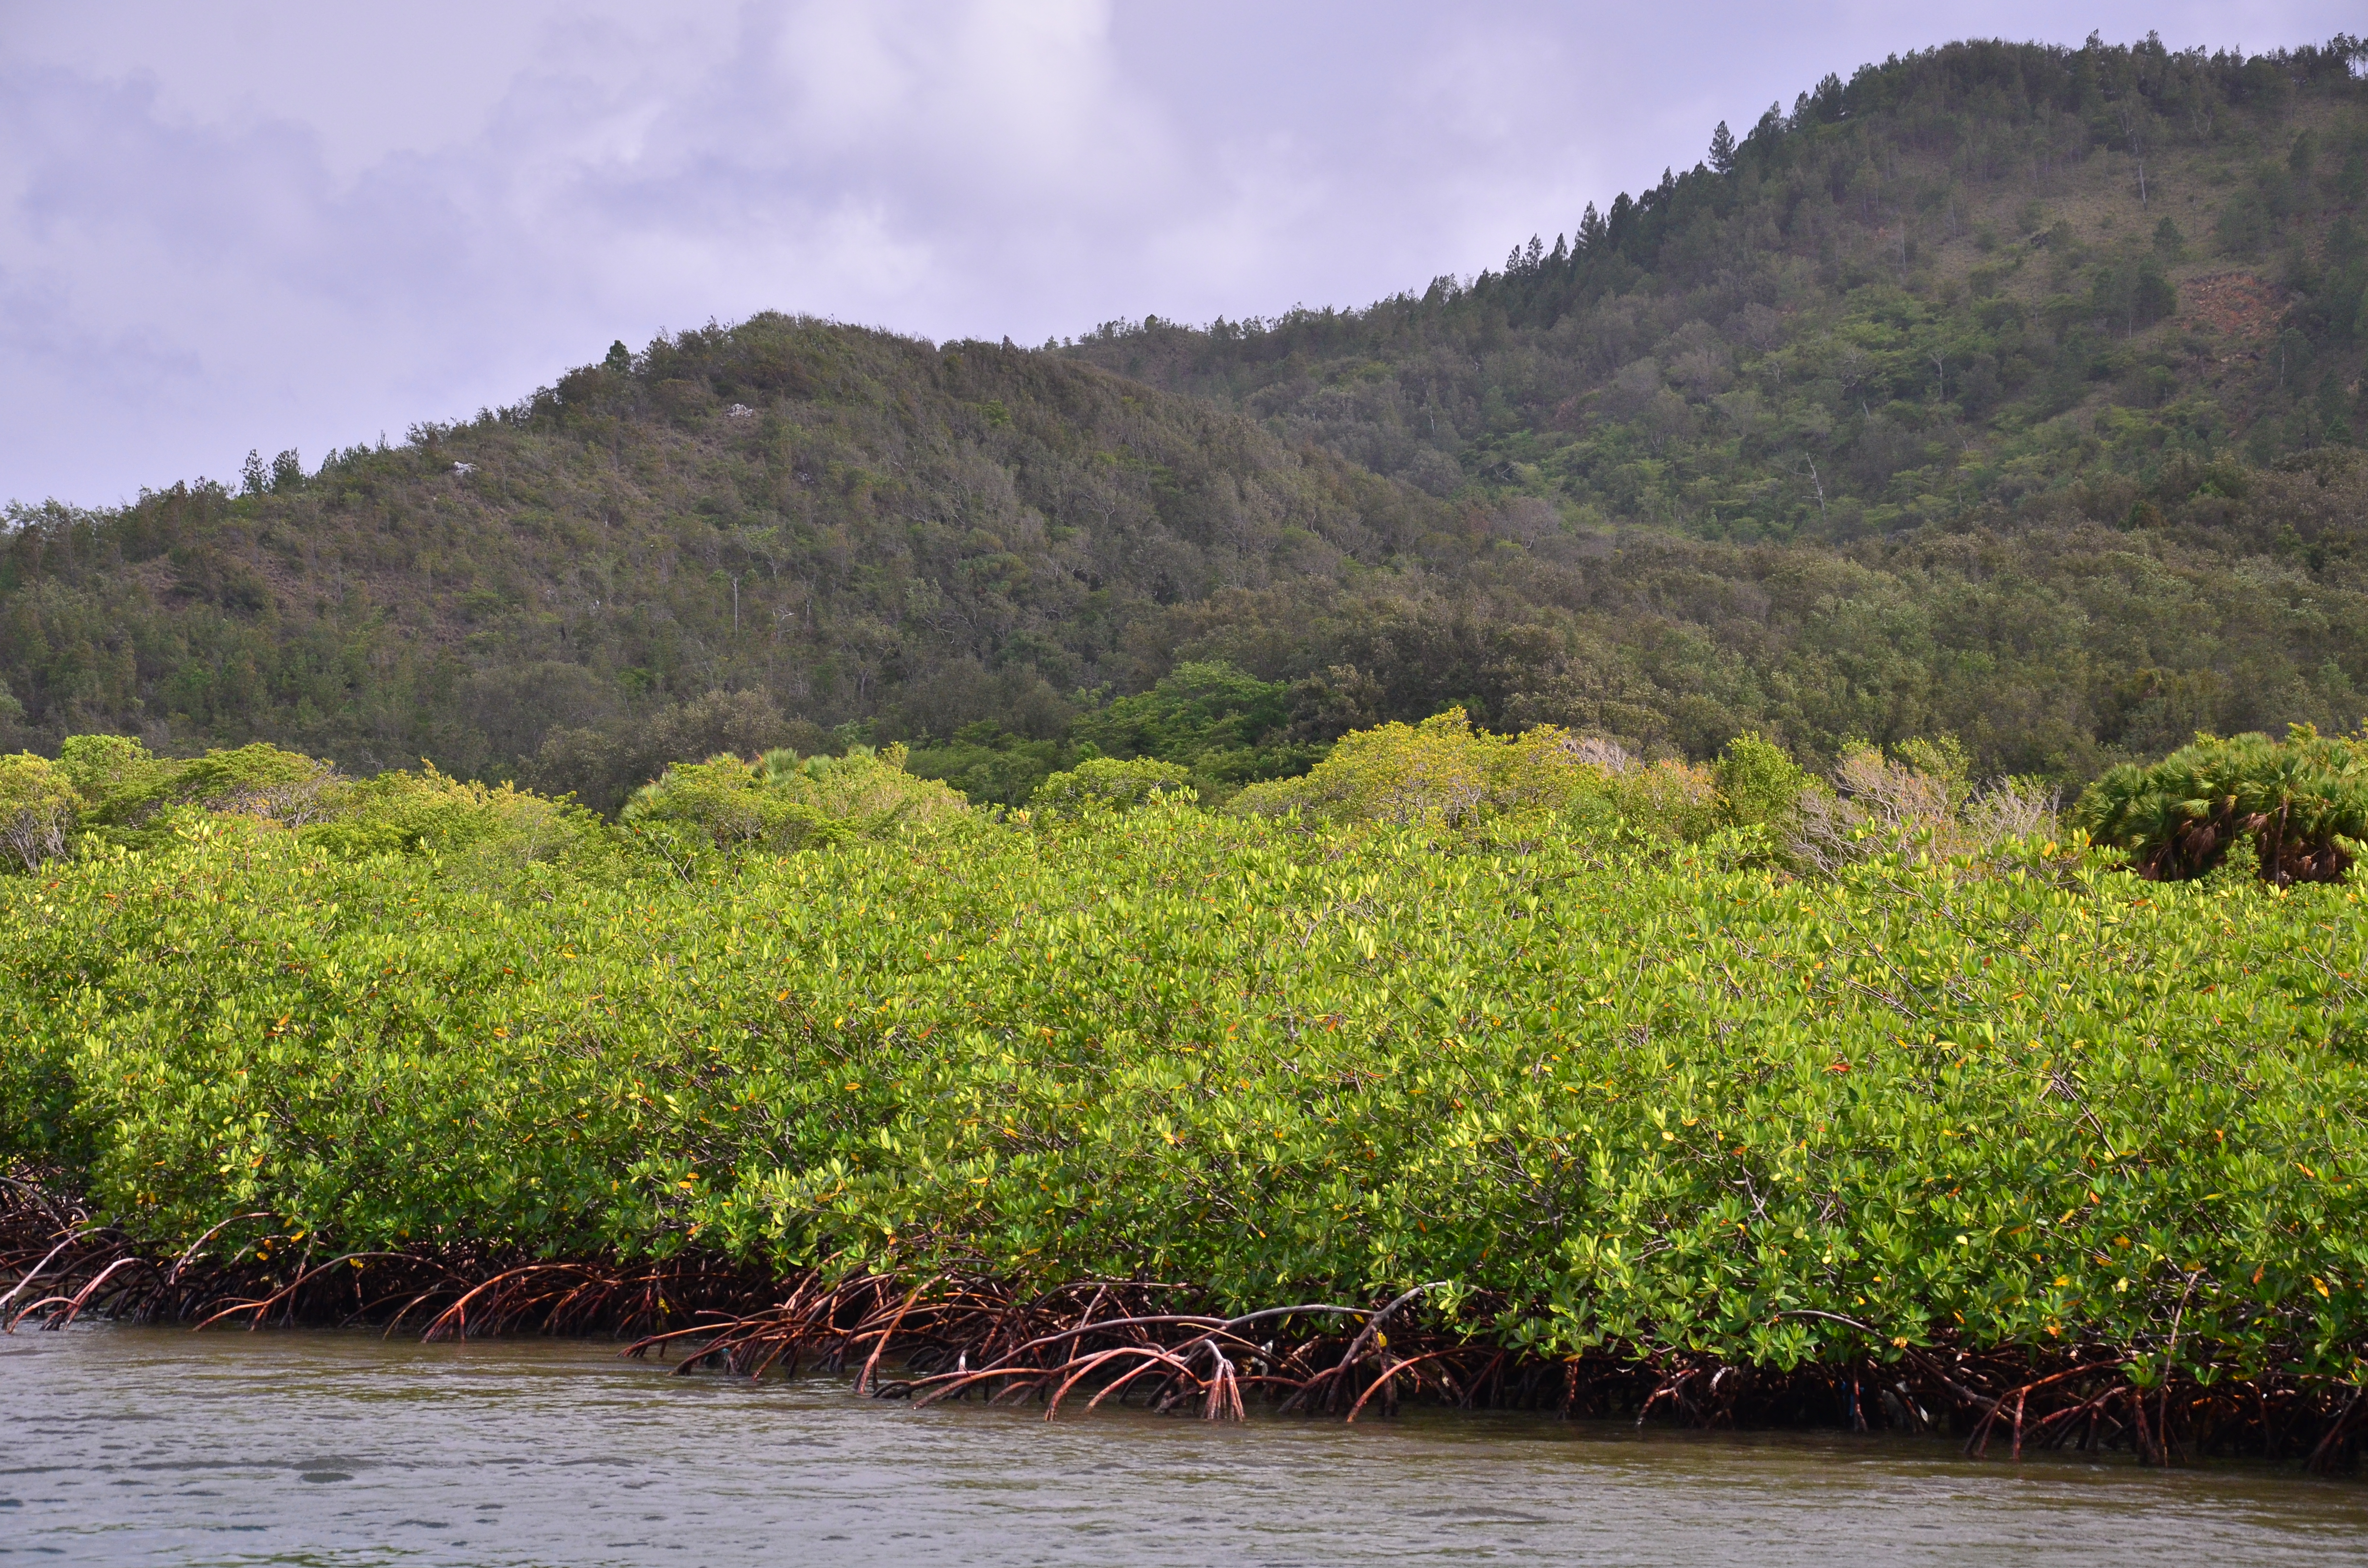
[0,754,80,872]
[2074,726,2368,885]
[177,744,345,827]
[7,796,2366,1390]
[1714,733,1813,836]
[619,745,969,875]
[1072,661,1315,786]
[1792,739,2056,872]
[1231,709,1718,839]
[759,744,972,833]
[622,757,841,858]
[1591,751,1723,843]
[1029,757,1196,814]
[904,723,1073,807]
[56,734,161,806]
[1230,710,1493,825]
[303,765,618,885]
[64,735,342,848]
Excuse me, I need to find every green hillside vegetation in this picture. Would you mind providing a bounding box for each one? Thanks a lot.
[0,326,1421,810]
[1076,36,2368,531]
[1068,35,2368,767]
[1,35,2365,814]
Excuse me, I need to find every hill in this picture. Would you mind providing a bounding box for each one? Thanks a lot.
[3,33,2367,804]
[1073,35,2368,529]
[0,327,1440,808]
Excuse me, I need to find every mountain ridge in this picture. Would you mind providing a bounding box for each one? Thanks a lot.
[4,32,2366,807]
[1068,33,2368,534]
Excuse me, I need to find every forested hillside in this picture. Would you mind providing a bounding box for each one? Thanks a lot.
[0,329,1439,808]
[3,33,2367,806]
[1075,35,2368,528]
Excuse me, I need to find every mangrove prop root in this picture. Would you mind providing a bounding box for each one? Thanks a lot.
[3,1182,2361,1468]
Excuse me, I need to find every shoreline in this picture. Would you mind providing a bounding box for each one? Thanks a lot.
[8,1187,2361,1472]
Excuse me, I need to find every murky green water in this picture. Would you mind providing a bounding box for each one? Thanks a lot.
[3,1325,2364,1566]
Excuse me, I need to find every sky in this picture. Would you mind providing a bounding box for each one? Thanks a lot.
[3,1,2359,507]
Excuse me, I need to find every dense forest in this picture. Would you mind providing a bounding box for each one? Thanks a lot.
[3,33,2367,807]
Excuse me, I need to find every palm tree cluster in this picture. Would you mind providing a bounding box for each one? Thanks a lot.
[2075,727,2368,885]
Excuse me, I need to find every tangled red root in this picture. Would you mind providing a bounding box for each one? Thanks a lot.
[5,1177,2360,1468]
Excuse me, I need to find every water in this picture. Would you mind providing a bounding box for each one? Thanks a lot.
[3,1326,2364,1567]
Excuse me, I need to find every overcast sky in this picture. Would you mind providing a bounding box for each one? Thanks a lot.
[4,1,2358,507]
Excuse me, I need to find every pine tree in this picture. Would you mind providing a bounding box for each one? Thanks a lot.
[1605,193,1635,246]
[1708,120,1737,175]
[1577,203,1606,252]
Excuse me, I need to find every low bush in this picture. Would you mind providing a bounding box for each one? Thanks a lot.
[622,757,842,858]
[2075,727,2368,885]
[0,753,78,871]
[619,744,972,877]
[306,766,619,886]
[1791,738,2057,875]
[38,735,342,857]
[1231,708,1787,848]
[1028,756,1195,814]
[1070,661,1319,789]
[759,744,973,833]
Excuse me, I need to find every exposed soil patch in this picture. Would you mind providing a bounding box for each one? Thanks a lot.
[2182,271,2284,340]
